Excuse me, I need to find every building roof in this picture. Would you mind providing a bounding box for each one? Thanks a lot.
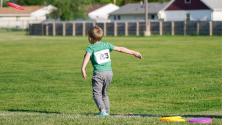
[0,5,57,17]
[201,0,222,10]
[0,6,43,15]
[110,2,168,15]
[88,3,119,21]
[86,4,106,13]
[163,0,211,10]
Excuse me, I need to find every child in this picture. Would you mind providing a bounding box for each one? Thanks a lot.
[81,26,142,116]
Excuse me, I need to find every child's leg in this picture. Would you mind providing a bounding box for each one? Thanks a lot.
[102,71,113,114]
[102,85,110,113]
[92,73,105,112]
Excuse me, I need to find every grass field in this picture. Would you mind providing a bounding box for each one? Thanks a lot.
[0,31,222,125]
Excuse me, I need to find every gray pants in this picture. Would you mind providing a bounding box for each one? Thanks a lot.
[92,71,113,113]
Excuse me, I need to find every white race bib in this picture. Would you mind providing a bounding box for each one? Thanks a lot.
[94,49,111,64]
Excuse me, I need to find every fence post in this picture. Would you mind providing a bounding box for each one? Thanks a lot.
[41,23,44,35]
[63,22,66,36]
[136,21,139,36]
[171,21,175,36]
[196,21,200,35]
[93,21,96,26]
[27,23,29,35]
[184,21,187,35]
[125,21,128,36]
[45,23,49,36]
[72,22,76,36]
[114,21,117,36]
[52,22,55,36]
[149,21,152,36]
[160,21,163,35]
[83,21,86,36]
[209,21,213,36]
[104,22,107,36]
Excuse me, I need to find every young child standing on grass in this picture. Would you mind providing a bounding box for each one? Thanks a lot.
[81,26,142,116]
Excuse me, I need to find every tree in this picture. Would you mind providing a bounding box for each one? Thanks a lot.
[15,0,45,5]
[49,0,88,20]
[15,0,92,20]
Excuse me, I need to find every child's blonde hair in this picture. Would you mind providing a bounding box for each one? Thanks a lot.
[88,26,103,44]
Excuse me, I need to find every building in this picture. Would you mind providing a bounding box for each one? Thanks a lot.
[201,0,222,21]
[0,5,57,29]
[159,0,212,21]
[109,2,168,21]
[88,3,119,22]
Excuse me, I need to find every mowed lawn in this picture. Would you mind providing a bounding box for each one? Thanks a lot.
[0,31,221,125]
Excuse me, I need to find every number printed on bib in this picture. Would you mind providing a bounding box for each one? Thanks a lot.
[94,49,111,64]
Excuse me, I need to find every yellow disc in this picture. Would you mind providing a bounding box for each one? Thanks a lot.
[160,116,186,122]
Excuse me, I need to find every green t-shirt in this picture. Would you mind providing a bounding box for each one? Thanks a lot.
[86,41,115,73]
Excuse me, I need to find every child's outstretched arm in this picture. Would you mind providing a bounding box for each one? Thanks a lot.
[114,46,142,59]
[81,52,91,80]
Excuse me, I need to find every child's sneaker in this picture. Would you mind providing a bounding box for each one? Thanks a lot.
[98,111,109,117]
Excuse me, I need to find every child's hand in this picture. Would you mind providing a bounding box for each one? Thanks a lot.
[134,52,142,59]
[81,70,87,80]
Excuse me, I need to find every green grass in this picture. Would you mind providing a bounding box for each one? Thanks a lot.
[0,31,222,125]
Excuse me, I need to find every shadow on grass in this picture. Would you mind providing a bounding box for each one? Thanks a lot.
[82,113,222,119]
[181,114,222,119]
[6,110,221,119]
[7,109,61,114]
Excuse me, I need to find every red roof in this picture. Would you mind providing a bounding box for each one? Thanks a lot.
[165,0,211,10]
[0,6,43,14]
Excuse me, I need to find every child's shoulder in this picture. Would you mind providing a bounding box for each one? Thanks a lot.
[86,44,92,48]
[100,41,111,45]
[86,41,110,48]
[100,40,107,43]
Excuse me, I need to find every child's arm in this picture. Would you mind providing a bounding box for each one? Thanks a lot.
[81,52,91,80]
[113,46,142,59]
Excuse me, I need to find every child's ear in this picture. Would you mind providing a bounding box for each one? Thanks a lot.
[89,37,95,44]
[88,37,92,43]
